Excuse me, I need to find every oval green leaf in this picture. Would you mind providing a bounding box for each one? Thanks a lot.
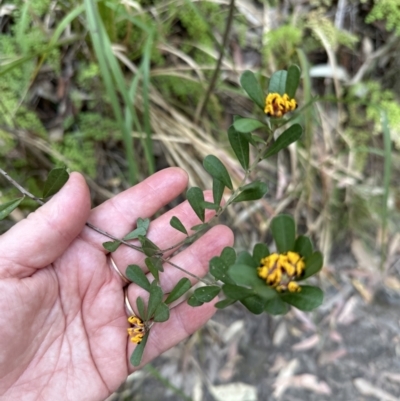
[228,126,250,169]
[147,282,164,318]
[138,235,160,257]
[222,283,253,300]
[233,118,267,133]
[203,155,233,190]
[201,201,220,210]
[130,330,149,366]
[0,197,24,220]
[231,181,268,203]
[102,240,121,252]
[209,256,234,284]
[220,246,236,266]
[240,295,266,314]
[264,296,289,315]
[212,178,225,208]
[285,64,301,98]
[215,298,236,309]
[240,70,265,110]
[268,70,287,95]
[302,251,323,280]
[236,251,258,267]
[280,285,323,311]
[145,256,163,282]
[123,227,147,240]
[165,278,191,304]
[229,264,262,287]
[170,216,188,235]
[187,187,205,222]
[254,284,276,300]
[153,302,170,322]
[271,214,296,253]
[126,264,151,291]
[252,243,270,266]
[294,235,313,259]
[187,295,204,307]
[263,124,302,159]
[193,285,221,303]
[43,167,69,198]
[136,296,146,320]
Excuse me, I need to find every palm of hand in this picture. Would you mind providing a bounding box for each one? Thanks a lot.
[0,169,233,401]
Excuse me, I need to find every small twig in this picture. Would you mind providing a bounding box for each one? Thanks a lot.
[0,168,142,252]
[164,259,212,285]
[0,168,44,205]
[194,0,235,123]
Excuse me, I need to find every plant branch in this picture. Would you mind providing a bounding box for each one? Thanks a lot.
[194,0,235,123]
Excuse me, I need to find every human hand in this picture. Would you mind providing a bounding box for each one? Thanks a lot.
[0,168,233,401]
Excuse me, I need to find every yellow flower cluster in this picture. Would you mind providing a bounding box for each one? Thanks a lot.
[264,93,297,118]
[127,316,145,344]
[258,251,305,292]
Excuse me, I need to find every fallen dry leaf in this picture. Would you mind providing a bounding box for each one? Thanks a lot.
[290,374,332,395]
[273,358,299,398]
[292,334,320,351]
[209,382,257,401]
[382,371,400,384]
[318,348,347,365]
[351,278,373,303]
[353,378,398,401]
[337,295,359,325]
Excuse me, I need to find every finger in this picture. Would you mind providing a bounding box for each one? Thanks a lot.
[126,225,234,311]
[81,167,188,250]
[128,299,217,371]
[0,173,91,278]
[111,190,218,277]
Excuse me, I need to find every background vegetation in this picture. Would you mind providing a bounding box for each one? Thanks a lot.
[1,0,400,399]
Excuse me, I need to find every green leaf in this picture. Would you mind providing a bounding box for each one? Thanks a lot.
[136,296,146,320]
[130,330,149,366]
[294,236,313,259]
[165,278,191,304]
[137,217,150,231]
[240,70,265,110]
[126,265,151,291]
[102,241,121,252]
[187,295,204,307]
[285,64,301,98]
[229,264,262,287]
[138,235,160,257]
[201,201,220,210]
[280,285,323,311]
[252,243,270,266]
[263,124,302,159]
[193,285,221,303]
[264,296,289,315]
[231,181,268,203]
[236,251,258,267]
[147,281,163,318]
[220,247,236,266]
[203,155,233,190]
[302,251,323,280]
[0,197,24,220]
[145,256,163,282]
[169,216,188,235]
[209,257,234,284]
[233,118,267,133]
[123,227,147,240]
[253,284,276,300]
[268,70,287,95]
[215,298,236,309]
[228,126,250,169]
[212,178,225,207]
[191,223,208,231]
[271,214,296,253]
[187,187,205,222]
[240,295,266,314]
[153,302,170,322]
[222,283,253,300]
[250,134,266,144]
[43,167,69,198]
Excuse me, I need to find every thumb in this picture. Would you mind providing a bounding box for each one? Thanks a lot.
[0,172,91,278]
